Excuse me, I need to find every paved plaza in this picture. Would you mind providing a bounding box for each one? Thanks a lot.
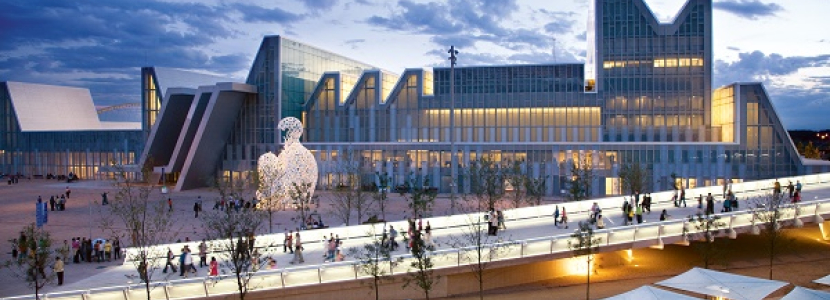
[1,177,829,298]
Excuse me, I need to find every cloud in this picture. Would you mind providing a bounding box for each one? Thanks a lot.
[0,0,290,105]
[713,0,783,20]
[714,50,830,87]
[715,51,830,130]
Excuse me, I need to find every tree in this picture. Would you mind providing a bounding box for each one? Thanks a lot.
[567,156,594,202]
[329,165,373,225]
[373,172,392,221]
[524,175,548,206]
[256,158,286,233]
[349,227,399,300]
[99,166,181,300]
[618,162,648,195]
[403,232,438,300]
[796,141,821,159]
[449,196,511,300]
[505,160,527,209]
[468,158,506,210]
[569,221,602,300]
[751,192,792,279]
[4,224,56,300]
[406,176,437,218]
[684,213,727,268]
[288,182,316,230]
[201,209,273,300]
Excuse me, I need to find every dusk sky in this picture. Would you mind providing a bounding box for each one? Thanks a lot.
[1,0,828,129]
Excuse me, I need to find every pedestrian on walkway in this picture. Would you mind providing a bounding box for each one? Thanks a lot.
[199,240,208,268]
[163,248,176,273]
[65,186,71,198]
[291,232,304,264]
[560,207,568,229]
[193,202,200,218]
[54,256,64,285]
[209,257,218,276]
[635,204,643,224]
[553,205,560,226]
[706,193,715,215]
[168,198,173,212]
[680,188,687,207]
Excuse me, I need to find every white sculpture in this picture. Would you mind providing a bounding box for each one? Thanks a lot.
[257,117,318,208]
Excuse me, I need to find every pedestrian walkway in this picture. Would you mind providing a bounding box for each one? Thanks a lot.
[5,173,830,300]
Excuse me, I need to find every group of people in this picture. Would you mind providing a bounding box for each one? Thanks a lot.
[212,196,259,213]
[71,237,119,263]
[42,193,68,211]
[774,179,803,203]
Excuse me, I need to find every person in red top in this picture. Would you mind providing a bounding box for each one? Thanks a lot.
[209,257,218,276]
[168,198,173,212]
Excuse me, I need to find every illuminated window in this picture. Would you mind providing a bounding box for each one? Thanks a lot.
[653,59,665,68]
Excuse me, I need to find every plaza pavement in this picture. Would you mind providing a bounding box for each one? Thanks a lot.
[1,177,828,298]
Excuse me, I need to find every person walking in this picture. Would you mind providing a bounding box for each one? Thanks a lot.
[65,186,71,199]
[178,247,187,276]
[680,188,687,207]
[706,193,715,215]
[104,240,112,261]
[635,204,643,224]
[209,257,218,276]
[553,205,560,226]
[291,232,304,264]
[163,248,176,273]
[54,257,64,285]
[49,196,55,211]
[168,198,173,212]
[199,240,208,268]
[193,202,200,218]
[113,237,121,260]
[284,230,293,253]
[389,226,398,251]
[560,207,568,229]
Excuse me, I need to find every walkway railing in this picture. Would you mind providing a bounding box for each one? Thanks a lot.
[7,173,830,300]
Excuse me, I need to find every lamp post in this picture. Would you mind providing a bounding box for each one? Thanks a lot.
[448,46,458,215]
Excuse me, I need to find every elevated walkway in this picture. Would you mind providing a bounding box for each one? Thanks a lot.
[10,173,830,300]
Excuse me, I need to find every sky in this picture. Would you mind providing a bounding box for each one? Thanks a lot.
[0,0,828,129]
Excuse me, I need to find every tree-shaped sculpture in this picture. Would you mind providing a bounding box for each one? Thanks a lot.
[257,117,318,216]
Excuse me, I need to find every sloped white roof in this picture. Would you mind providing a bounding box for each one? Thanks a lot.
[656,267,788,300]
[781,287,830,300]
[602,286,701,300]
[6,81,101,132]
[153,67,234,97]
[815,274,830,286]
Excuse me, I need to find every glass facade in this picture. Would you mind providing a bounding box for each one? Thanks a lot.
[142,0,821,193]
[0,83,142,179]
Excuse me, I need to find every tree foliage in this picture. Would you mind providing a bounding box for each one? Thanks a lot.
[796,141,821,159]
[750,192,792,280]
[403,233,438,300]
[99,166,181,300]
[569,221,602,300]
[329,165,373,225]
[684,213,727,268]
[618,162,648,195]
[468,158,506,210]
[349,227,399,300]
[4,224,56,300]
[567,156,594,202]
[405,176,437,218]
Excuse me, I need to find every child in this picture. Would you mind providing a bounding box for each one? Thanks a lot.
[209,257,219,276]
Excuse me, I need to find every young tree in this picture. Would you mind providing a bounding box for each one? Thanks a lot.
[684,213,727,268]
[751,192,791,279]
[406,177,437,218]
[505,160,527,209]
[569,221,602,300]
[99,167,181,300]
[373,172,392,221]
[468,158,505,210]
[403,233,438,300]
[201,209,273,300]
[289,182,316,230]
[567,156,594,202]
[329,166,373,225]
[524,175,548,206]
[4,224,56,300]
[256,156,286,233]
[349,227,399,300]
[449,196,511,300]
[618,161,648,195]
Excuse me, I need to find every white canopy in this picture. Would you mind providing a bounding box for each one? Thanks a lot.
[816,274,830,286]
[656,267,788,300]
[781,287,830,300]
[602,286,701,300]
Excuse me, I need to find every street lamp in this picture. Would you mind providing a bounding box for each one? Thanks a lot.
[448,46,458,215]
